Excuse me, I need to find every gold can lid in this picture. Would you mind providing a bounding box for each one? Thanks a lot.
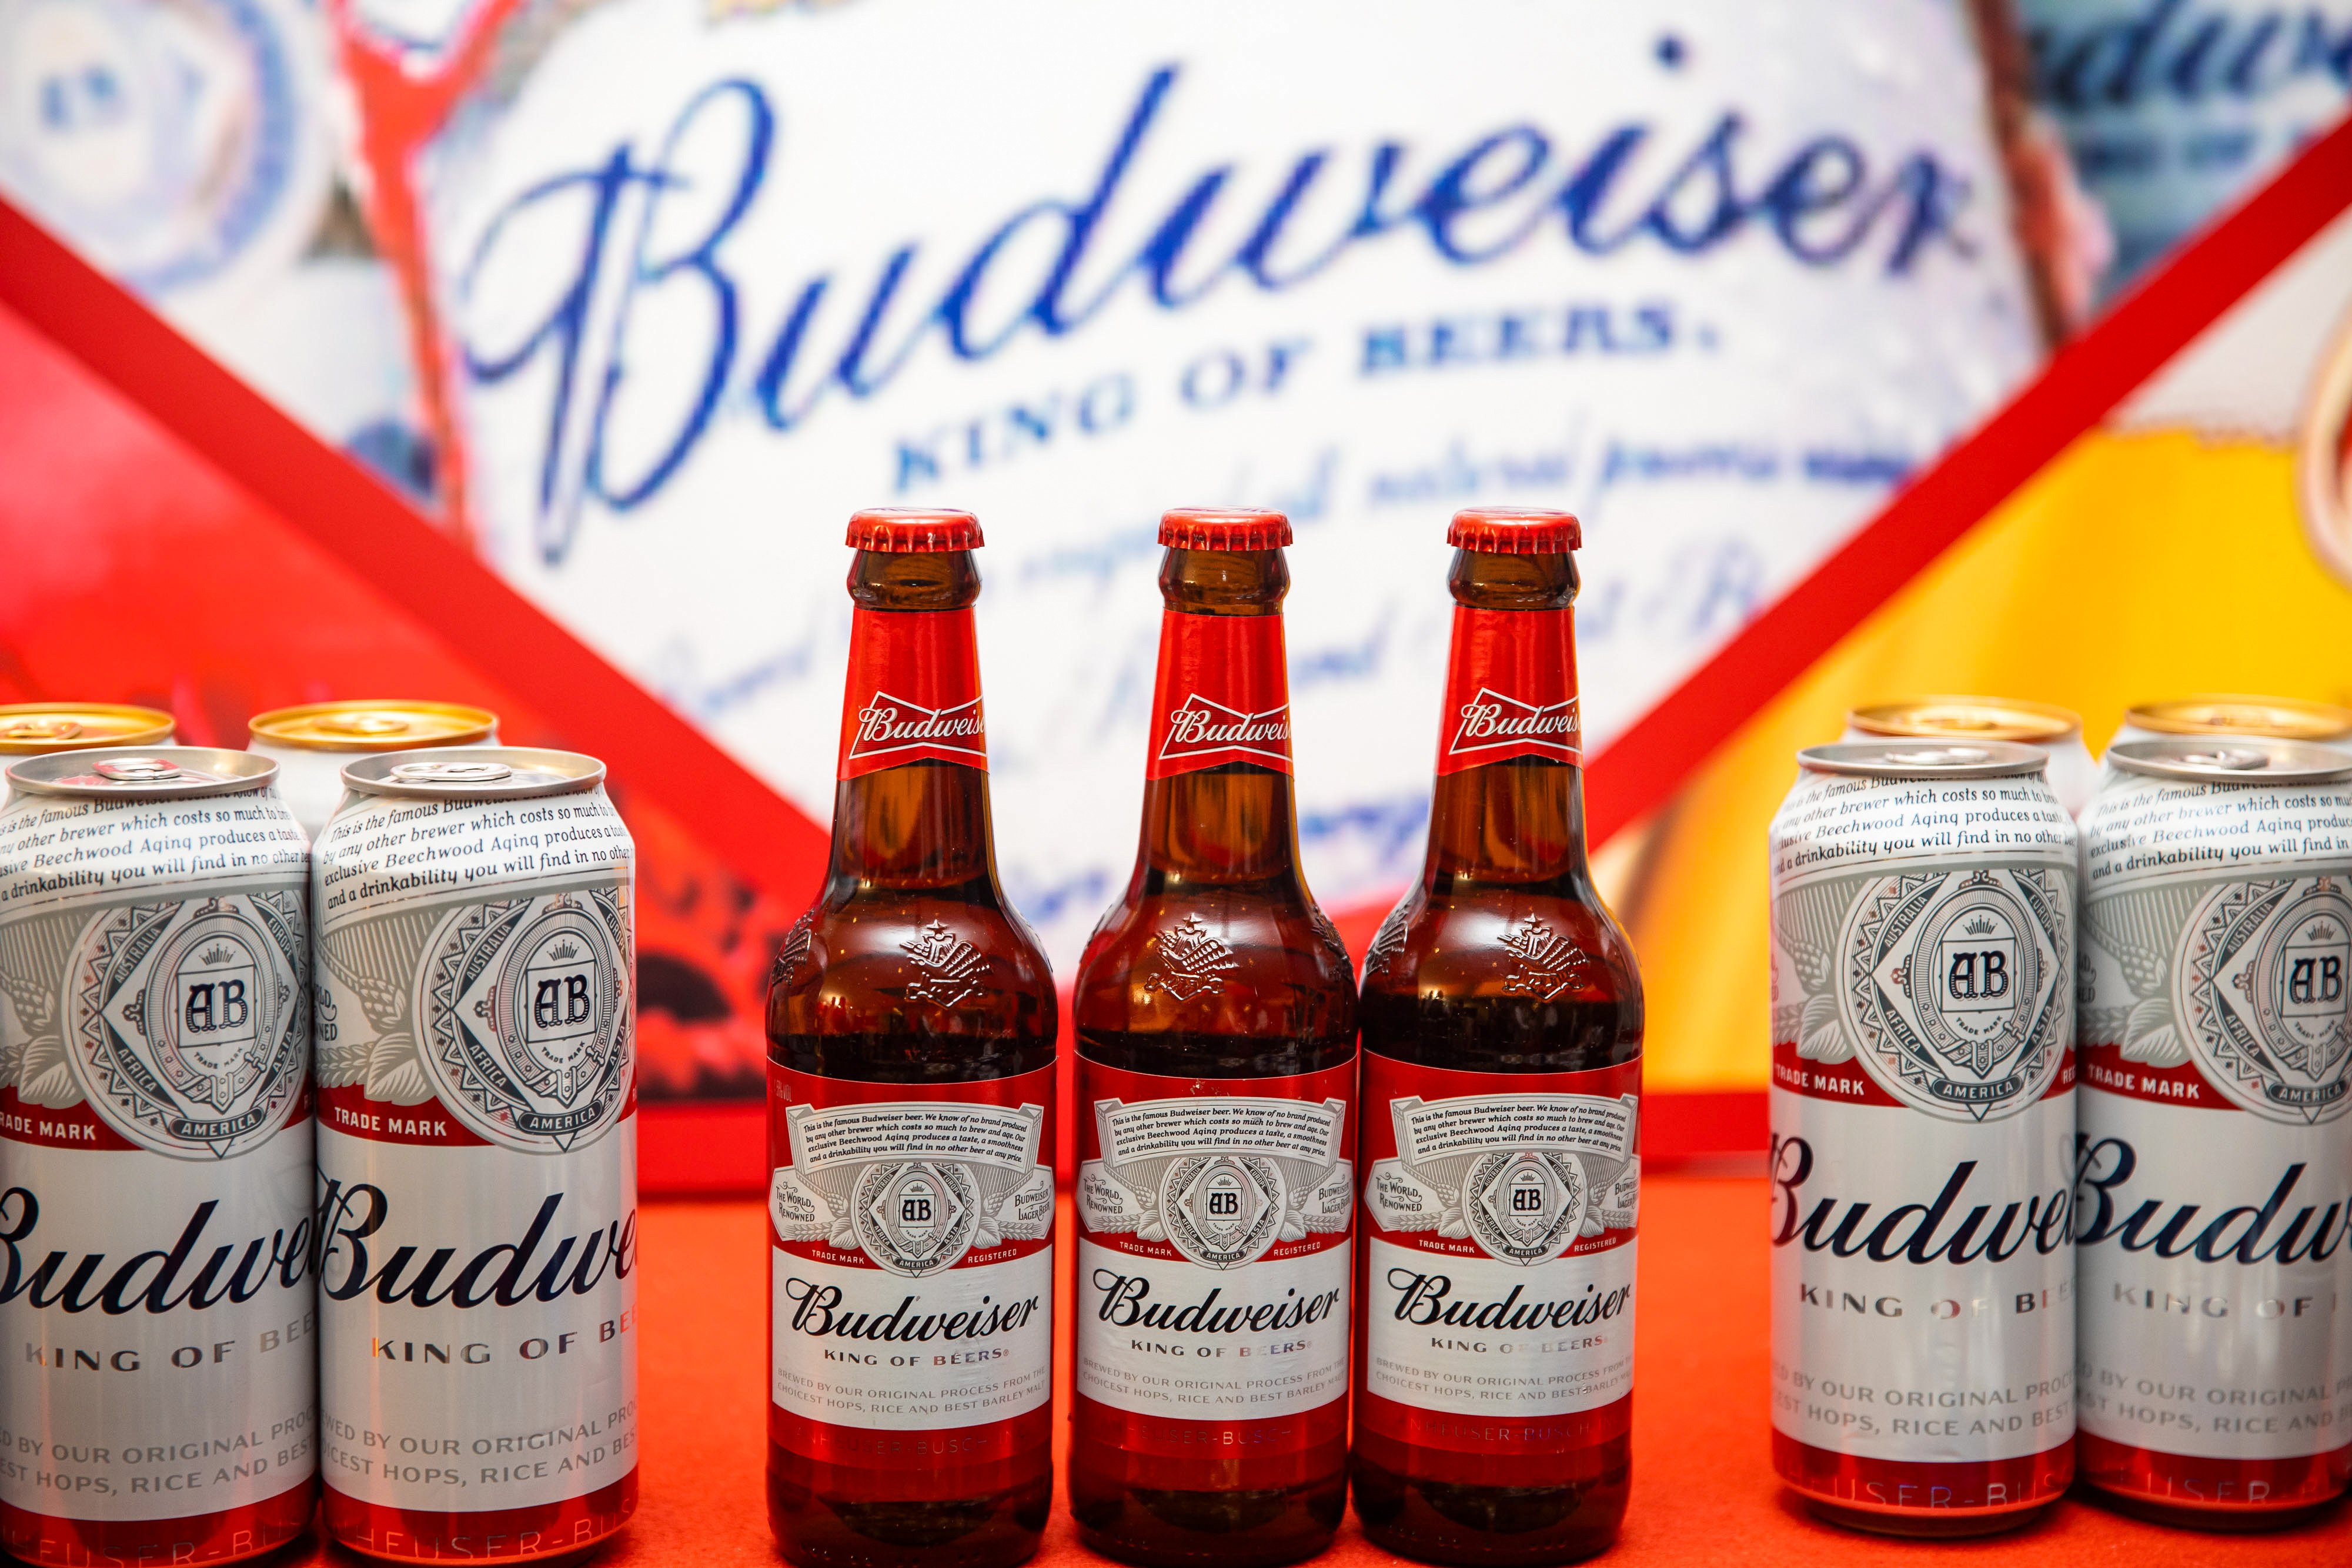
[249,699,497,753]
[2123,694,2352,742]
[1849,696,2081,745]
[0,702,176,754]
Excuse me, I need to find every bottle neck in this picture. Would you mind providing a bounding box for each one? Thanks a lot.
[830,549,1000,891]
[1422,548,1591,891]
[1138,547,1301,886]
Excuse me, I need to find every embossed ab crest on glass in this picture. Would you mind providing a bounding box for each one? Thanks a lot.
[1080,1094,1352,1270]
[1840,866,2070,1121]
[1367,1091,1636,1268]
[899,917,990,1008]
[1498,914,1592,1002]
[770,1094,1053,1279]
[2173,877,2352,1124]
[1144,912,1239,1003]
[417,887,634,1150]
[67,892,308,1159]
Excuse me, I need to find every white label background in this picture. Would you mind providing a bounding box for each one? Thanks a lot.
[1364,1234,1635,1417]
[770,1247,1053,1429]
[1769,1089,2075,1464]
[2077,1090,2352,1460]
[316,1126,638,1513]
[1076,1237,1350,1421]
[0,1125,317,1520]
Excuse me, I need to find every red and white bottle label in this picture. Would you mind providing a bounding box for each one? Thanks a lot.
[1359,1055,1638,1442]
[838,606,988,779]
[1146,612,1291,779]
[1435,606,1581,775]
[766,1064,1055,1454]
[1075,1060,1352,1423]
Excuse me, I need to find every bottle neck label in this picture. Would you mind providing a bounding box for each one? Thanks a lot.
[1147,611,1292,779]
[838,606,988,780]
[1436,604,1581,776]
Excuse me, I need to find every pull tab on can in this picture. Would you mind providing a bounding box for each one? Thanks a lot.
[390,759,514,785]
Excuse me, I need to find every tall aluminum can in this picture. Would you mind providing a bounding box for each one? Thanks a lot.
[247,700,499,841]
[1768,740,2079,1535]
[0,748,315,1565]
[0,704,176,756]
[312,748,637,1563]
[2075,737,2352,1527]
[1845,698,2099,816]
[2107,696,2352,754]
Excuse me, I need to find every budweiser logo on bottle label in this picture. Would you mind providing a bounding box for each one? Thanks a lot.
[838,606,987,779]
[1768,766,2077,1466]
[1436,606,1582,775]
[1146,613,1290,780]
[1075,1061,1352,1421]
[1360,1055,1638,1432]
[313,787,637,1513]
[767,1065,1054,1443]
[2074,768,2352,1459]
[0,790,315,1520]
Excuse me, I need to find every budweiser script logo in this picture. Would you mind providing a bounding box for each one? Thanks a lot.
[316,1182,636,1307]
[850,694,986,761]
[2074,1137,2352,1266]
[1769,1136,2072,1263]
[777,1273,1044,1345]
[1448,691,1580,758]
[0,1188,310,1315]
[1157,695,1289,765]
[1085,1269,1343,1335]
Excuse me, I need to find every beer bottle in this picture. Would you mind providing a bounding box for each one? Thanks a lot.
[1352,508,1643,1566]
[767,509,1059,1568]
[1070,508,1358,1568]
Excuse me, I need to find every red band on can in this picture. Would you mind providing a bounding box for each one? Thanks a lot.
[1145,613,1291,779]
[838,607,988,779]
[1436,605,1581,775]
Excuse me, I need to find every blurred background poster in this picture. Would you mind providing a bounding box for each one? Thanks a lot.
[2,0,2348,1174]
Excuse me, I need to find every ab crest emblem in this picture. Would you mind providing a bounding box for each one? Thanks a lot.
[2174,875,2352,1124]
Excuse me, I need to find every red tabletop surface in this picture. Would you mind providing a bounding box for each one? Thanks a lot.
[275,1175,2347,1566]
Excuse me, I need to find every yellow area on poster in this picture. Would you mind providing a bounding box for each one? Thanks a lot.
[1629,427,2352,1091]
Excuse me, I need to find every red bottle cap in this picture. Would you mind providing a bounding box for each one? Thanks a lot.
[1158,507,1293,550]
[1447,507,1582,554]
[846,508,984,552]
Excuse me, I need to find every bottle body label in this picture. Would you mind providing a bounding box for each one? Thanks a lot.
[767,1062,1055,1452]
[1075,1059,1353,1422]
[1435,604,1581,775]
[1359,1054,1637,1439]
[838,604,988,778]
[1146,612,1291,778]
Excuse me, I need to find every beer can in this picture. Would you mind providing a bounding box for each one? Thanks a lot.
[2107,696,2352,754]
[2075,737,2352,1526]
[1768,741,2079,1535]
[312,748,637,1562]
[248,700,499,841]
[1846,697,2099,815]
[0,748,315,1565]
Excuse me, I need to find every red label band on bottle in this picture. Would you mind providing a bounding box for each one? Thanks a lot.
[1358,1054,1639,1455]
[767,1063,1057,1466]
[1073,1058,1354,1455]
[838,606,988,779]
[1146,611,1291,779]
[1436,604,1581,775]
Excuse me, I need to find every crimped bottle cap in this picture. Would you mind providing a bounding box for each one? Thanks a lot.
[1158,508,1292,550]
[847,508,984,552]
[1448,508,1582,554]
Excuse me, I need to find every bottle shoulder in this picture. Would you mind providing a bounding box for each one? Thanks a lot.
[1072,883,1357,1055]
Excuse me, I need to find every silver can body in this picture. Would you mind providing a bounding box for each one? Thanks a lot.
[310,748,640,1538]
[1768,742,2079,1509]
[0,750,315,1531]
[2075,741,2352,1487]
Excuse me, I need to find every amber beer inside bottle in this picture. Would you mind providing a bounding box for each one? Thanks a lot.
[1069,510,1357,1568]
[767,510,1058,1568]
[1352,510,1643,1566]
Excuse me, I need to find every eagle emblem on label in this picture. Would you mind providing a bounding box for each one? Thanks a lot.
[1078,1095,1352,1269]
[2174,876,2352,1124]
[1365,1091,1637,1265]
[417,888,633,1151]
[769,1097,1053,1277]
[1839,866,2070,1122]
[65,892,307,1159]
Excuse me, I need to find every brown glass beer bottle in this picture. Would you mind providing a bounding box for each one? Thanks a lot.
[767,509,1058,1568]
[1069,508,1359,1568]
[1351,508,1643,1566]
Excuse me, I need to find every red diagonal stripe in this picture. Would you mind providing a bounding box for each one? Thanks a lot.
[0,198,830,908]
[1582,112,2352,845]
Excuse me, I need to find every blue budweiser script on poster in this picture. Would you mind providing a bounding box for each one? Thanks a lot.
[416,0,2042,962]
